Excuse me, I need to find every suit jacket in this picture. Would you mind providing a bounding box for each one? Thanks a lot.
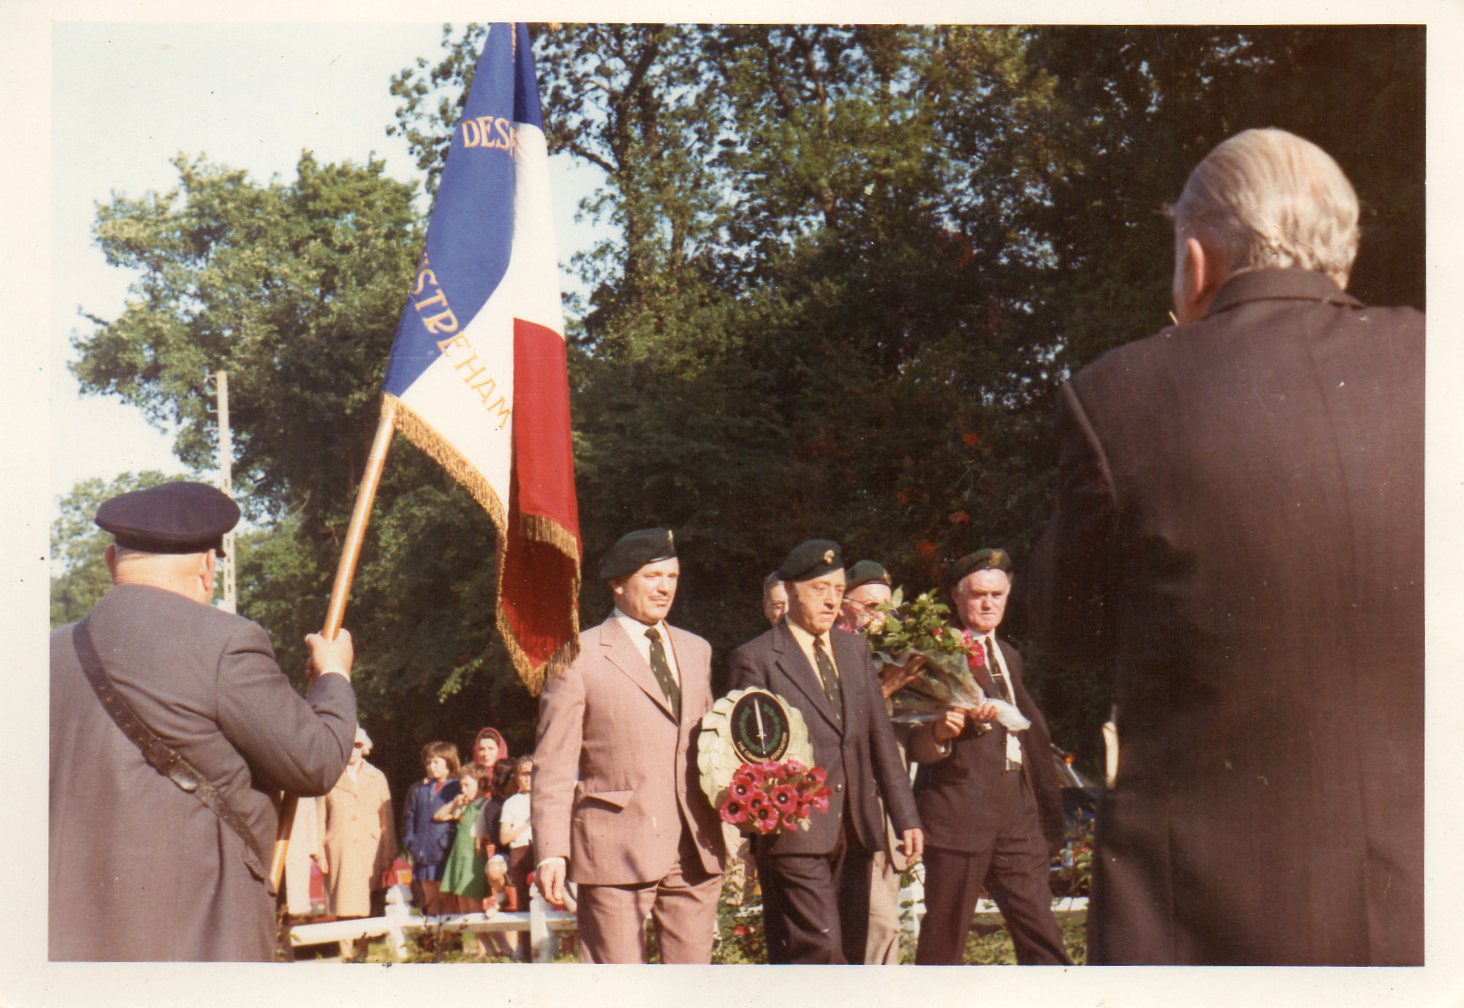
[532,614,725,885]
[49,583,356,961]
[911,636,1064,855]
[1029,268,1423,965]
[728,622,920,856]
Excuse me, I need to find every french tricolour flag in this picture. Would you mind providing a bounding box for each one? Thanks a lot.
[383,22,580,691]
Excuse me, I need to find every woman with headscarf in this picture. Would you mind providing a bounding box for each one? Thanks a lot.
[471,726,510,774]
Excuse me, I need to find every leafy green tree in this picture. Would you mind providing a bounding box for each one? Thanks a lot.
[51,471,192,625]
[68,24,1424,783]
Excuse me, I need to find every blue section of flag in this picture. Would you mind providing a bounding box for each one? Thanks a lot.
[384,23,521,396]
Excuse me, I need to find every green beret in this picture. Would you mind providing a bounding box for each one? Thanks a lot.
[95,481,240,557]
[945,547,1013,588]
[844,560,891,591]
[777,539,843,582]
[598,527,677,581]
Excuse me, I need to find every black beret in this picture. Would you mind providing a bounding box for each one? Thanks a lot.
[777,539,843,582]
[844,560,891,591]
[95,481,240,557]
[598,527,677,581]
[945,547,1013,589]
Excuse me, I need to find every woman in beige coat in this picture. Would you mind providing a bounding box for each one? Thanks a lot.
[318,727,397,924]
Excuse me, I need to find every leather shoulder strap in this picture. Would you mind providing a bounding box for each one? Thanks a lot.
[72,619,272,889]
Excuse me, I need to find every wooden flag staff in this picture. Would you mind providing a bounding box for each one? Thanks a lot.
[269,395,399,892]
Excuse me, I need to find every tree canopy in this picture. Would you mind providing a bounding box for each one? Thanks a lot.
[62,24,1425,788]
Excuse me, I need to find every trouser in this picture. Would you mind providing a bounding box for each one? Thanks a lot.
[756,816,873,964]
[575,834,722,963]
[916,771,1069,965]
[864,847,904,964]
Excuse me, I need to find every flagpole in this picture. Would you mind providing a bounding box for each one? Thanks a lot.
[270,395,399,892]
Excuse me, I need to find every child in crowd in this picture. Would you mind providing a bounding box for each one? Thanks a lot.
[499,756,535,914]
[481,760,516,912]
[400,741,461,915]
[436,763,491,918]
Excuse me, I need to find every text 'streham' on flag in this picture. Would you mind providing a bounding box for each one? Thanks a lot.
[383,22,580,693]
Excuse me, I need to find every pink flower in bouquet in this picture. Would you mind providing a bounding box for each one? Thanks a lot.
[808,787,831,813]
[757,760,782,779]
[752,804,780,834]
[769,784,799,812]
[801,766,828,788]
[781,811,801,831]
[782,758,807,776]
[720,798,748,825]
[730,778,754,799]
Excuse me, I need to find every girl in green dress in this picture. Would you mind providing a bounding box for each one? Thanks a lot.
[435,763,490,914]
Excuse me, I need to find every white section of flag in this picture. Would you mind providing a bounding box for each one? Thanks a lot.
[509,123,566,337]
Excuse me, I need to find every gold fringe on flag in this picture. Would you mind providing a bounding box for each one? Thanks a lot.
[388,392,580,694]
[386,392,507,532]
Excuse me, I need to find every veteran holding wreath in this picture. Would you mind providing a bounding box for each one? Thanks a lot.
[531,528,726,963]
[729,539,922,964]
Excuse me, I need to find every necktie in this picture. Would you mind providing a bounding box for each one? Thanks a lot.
[645,627,681,719]
[984,635,1023,768]
[983,637,1013,703]
[813,636,843,726]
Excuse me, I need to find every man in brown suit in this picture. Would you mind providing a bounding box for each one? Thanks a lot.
[1029,128,1423,965]
[728,540,922,964]
[532,528,725,963]
[49,482,357,961]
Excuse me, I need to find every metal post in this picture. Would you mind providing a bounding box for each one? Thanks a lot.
[215,370,236,613]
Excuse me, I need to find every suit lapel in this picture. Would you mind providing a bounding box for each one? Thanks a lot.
[602,616,676,721]
[772,622,842,734]
[831,629,866,729]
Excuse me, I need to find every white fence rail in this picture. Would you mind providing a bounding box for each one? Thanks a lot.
[289,888,576,962]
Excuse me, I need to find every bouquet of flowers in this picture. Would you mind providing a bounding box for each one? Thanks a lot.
[717,759,833,835]
[864,587,1029,731]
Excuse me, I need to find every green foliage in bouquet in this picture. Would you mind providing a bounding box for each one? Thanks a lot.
[863,587,971,662]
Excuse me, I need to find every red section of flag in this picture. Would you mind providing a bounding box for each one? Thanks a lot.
[499,318,581,676]
[512,318,579,536]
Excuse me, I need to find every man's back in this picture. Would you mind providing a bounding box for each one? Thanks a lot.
[50,584,354,961]
[1043,267,1423,964]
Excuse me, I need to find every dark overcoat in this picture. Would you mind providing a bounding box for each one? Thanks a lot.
[49,583,356,961]
[1030,268,1423,965]
[727,622,919,855]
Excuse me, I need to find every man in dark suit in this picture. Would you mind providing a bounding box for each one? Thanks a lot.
[1028,128,1423,965]
[728,539,922,964]
[533,528,725,963]
[909,549,1068,965]
[49,482,357,961]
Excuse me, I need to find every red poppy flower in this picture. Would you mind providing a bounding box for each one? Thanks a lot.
[720,798,748,824]
[781,811,801,830]
[770,784,799,811]
[752,805,780,834]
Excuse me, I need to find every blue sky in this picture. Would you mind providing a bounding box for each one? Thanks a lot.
[48,20,604,511]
